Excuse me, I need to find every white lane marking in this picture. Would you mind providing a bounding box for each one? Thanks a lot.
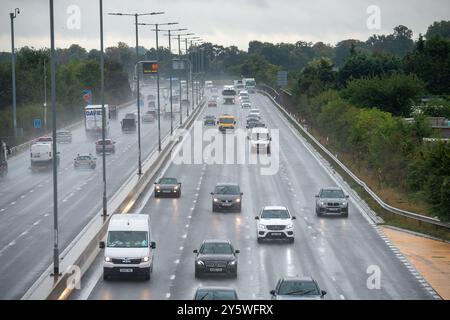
[182,234,187,239]
[170,274,175,280]
[19,230,29,237]
[0,208,5,212]
[20,195,26,199]
[340,294,345,300]
[193,200,197,203]
[248,260,252,264]
[185,224,189,228]
[174,259,180,264]
[38,184,43,187]
[33,220,41,226]
[195,193,199,197]
[188,216,192,219]
[10,202,16,205]
[44,213,49,217]
[331,276,336,282]
[29,190,34,193]
[8,241,16,246]
[165,293,171,299]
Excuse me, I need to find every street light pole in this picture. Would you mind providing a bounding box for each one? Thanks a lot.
[155,24,161,152]
[168,29,173,135]
[10,8,19,140]
[108,12,164,175]
[99,0,107,217]
[49,0,60,277]
[43,58,47,130]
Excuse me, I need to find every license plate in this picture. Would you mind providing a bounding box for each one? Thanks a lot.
[329,208,339,212]
[162,190,171,193]
[271,233,282,236]
[209,268,223,272]
[119,268,133,273]
[222,203,232,206]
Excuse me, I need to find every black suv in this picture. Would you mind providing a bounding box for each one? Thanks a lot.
[315,187,349,217]
[194,240,239,278]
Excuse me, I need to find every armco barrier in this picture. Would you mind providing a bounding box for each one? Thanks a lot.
[22,98,206,300]
[258,87,450,230]
[9,99,135,158]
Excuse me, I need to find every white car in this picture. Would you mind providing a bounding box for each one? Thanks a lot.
[255,206,296,243]
[249,127,271,153]
[249,108,260,116]
[100,214,156,281]
[241,102,252,109]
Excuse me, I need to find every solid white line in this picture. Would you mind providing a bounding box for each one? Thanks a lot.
[20,195,26,199]
[170,274,175,280]
[166,293,171,299]
[340,294,345,300]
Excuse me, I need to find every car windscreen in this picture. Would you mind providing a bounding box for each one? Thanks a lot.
[320,189,345,198]
[215,185,239,194]
[159,178,177,184]
[222,90,236,96]
[107,231,148,248]
[251,133,269,140]
[219,118,234,124]
[278,280,319,296]
[261,209,290,219]
[195,290,237,300]
[77,156,91,160]
[200,243,233,254]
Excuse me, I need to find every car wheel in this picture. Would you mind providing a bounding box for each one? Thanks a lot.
[212,206,216,212]
[143,268,151,281]
[177,191,181,198]
[342,212,348,218]
[195,270,201,278]
[288,238,295,244]
[257,237,263,244]
[316,209,322,217]
[267,147,271,154]
[103,269,110,281]
[154,191,159,198]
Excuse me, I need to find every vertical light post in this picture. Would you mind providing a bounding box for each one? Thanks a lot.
[49,0,60,276]
[109,11,164,174]
[99,0,107,217]
[160,28,187,135]
[174,33,194,122]
[138,22,178,152]
[10,8,20,140]
[43,58,47,130]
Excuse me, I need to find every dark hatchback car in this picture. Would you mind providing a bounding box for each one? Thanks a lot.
[211,183,243,212]
[315,187,349,217]
[194,240,239,278]
[154,177,181,198]
[270,277,327,300]
[194,287,238,300]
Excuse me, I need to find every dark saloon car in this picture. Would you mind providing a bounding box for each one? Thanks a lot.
[154,177,181,198]
[211,183,243,212]
[194,239,239,278]
[315,187,349,217]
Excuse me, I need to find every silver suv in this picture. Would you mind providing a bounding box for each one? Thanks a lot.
[315,187,349,217]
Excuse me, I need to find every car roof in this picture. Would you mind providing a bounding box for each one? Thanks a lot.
[280,276,315,282]
[160,177,177,181]
[196,286,236,292]
[263,206,288,211]
[202,239,232,244]
[215,182,239,187]
[321,187,343,191]
[251,127,269,133]
[108,214,149,232]
[77,153,92,157]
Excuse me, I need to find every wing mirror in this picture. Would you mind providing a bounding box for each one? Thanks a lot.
[321,290,327,297]
[270,290,276,296]
[346,195,349,198]
[150,241,156,249]
[210,192,214,196]
[99,241,105,249]
[255,216,259,220]
[292,216,297,220]
[240,192,243,196]
[315,194,319,198]
[235,249,240,254]
[193,249,198,254]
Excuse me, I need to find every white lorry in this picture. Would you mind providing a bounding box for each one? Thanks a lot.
[30,141,60,172]
[84,104,110,138]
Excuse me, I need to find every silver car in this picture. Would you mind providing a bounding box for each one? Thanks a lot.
[315,187,349,217]
[270,276,326,300]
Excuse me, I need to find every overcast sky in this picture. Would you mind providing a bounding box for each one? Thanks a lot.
[1,0,449,52]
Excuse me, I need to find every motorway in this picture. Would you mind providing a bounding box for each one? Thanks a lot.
[71,91,435,300]
[0,86,183,299]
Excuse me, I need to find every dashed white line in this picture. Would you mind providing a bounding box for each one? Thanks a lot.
[29,190,34,193]
[339,294,345,300]
[185,224,189,228]
[179,246,184,251]
[0,209,5,212]
[165,293,171,299]
[174,259,180,264]
[10,202,16,205]
[33,220,41,226]
[182,234,187,239]
[170,274,176,280]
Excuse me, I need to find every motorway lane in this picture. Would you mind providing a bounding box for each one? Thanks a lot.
[0,86,183,299]
[80,91,434,300]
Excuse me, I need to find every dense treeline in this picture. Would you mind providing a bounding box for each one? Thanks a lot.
[281,22,450,221]
[0,44,132,141]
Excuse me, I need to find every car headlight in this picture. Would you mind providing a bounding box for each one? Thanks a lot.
[156,185,160,190]
[143,256,149,262]
[286,223,293,229]
[196,260,204,266]
[174,185,179,190]
[259,224,266,230]
[342,201,347,206]
[235,198,241,203]
[104,257,111,262]
[319,201,326,206]
[213,198,219,202]
[228,260,236,266]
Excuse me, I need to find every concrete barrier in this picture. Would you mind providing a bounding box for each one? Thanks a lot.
[22,98,206,300]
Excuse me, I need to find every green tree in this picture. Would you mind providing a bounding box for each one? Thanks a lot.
[426,20,450,40]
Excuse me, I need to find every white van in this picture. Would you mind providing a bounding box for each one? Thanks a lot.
[100,214,156,280]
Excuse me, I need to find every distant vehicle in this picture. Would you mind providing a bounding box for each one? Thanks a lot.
[148,101,156,109]
[238,90,249,101]
[211,183,243,212]
[204,115,216,126]
[234,79,244,92]
[194,287,239,300]
[85,105,110,138]
[194,239,239,278]
[249,108,260,116]
[109,105,118,120]
[95,138,115,154]
[249,127,272,154]
[121,113,137,132]
[100,214,156,281]
[246,115,262,125]
[218,114,236,133]
[208,98,217,107]
[205,80,214,89]
[241,102,251,109]
[30,142,60,172]
[244,78,256,93]
[315,187,349,217]
[0,140,10,177]
[74,153,96,169]
[270,277,326,300]
[142,111,155,123]
[36,136,53,143]
[246,119,264,130]
[222,85,236,104]
[56,130,72,144]
[154,177,181,198]
[255,206,296,243]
